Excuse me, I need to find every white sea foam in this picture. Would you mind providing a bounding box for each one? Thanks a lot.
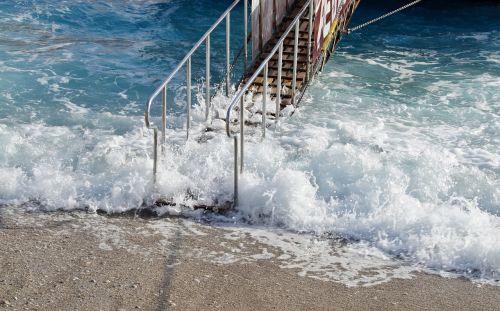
[457,33,491,42]
[1,87,498,285]
[0,0,499,287]
[2,206,415,286]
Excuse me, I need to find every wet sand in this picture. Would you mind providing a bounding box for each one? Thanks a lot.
[0,207,498,311]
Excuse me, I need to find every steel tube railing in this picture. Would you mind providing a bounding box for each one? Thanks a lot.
[162,86,167,148]
[145,0,248,182]
[233,136,239,205]
[239,97,244,173]
[145,0,242,129]
[226,0,313,206]
[206,35,211,119]
[262,63,268,138]
[226,0,312,136]
[243,0,248,69]
[307,0,314,81]
[145,0,316,206]
[152,128,158,183]
[186,57,191,139]
[276,43,283,124]
[292,22,299,106]
[226,13,231,96]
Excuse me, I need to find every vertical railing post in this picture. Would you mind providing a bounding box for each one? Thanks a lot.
[153,128,158,184]
[186,57,191,139]
[233,136,239,207]
[226,13,231,96]
[240,96,244,173]
[292,21,299,106]
[162,86,167,151]
[206,35,211,120]
[244,0,248,70]
[262,63,268,138]
[258,0,263,53]
[307,0,314,81]
[276,43,283,124]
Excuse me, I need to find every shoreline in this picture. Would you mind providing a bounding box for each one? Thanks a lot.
[1,208,499,310]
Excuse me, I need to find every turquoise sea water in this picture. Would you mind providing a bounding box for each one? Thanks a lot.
[0,1,499,284]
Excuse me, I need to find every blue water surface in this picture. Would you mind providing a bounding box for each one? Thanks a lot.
[0,0,499,284]
[0,0,246,126]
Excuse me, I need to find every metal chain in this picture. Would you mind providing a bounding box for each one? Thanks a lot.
[347,0,423,33]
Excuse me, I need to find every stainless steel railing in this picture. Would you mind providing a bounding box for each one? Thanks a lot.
[145,0,249,182]
[226,0,314,205]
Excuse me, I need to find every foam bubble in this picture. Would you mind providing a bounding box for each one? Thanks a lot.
[1,0,499,287]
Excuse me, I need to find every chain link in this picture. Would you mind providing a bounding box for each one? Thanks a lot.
[348,0,423,34]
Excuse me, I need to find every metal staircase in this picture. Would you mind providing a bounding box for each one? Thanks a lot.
[226,0,315,205]
[144,0,249,183]
[144,0,361,208]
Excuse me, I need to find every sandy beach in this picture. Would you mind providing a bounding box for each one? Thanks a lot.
[0,206,498,311]
[1,0,499,310]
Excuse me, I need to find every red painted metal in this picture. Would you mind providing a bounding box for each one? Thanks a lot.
[312,0,355,63]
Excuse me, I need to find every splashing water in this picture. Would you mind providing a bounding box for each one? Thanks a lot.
[0,0,499,284]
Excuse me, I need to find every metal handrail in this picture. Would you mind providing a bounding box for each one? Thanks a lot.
[145,0,249,182]
[225,0,314,205]
[225,0,313,136]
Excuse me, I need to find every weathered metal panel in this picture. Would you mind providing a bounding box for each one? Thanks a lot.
[312,0,353,63]
[252,0,298,59]
[252,0,259,58]
[275,0,288,27]
[252,0,357,63]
